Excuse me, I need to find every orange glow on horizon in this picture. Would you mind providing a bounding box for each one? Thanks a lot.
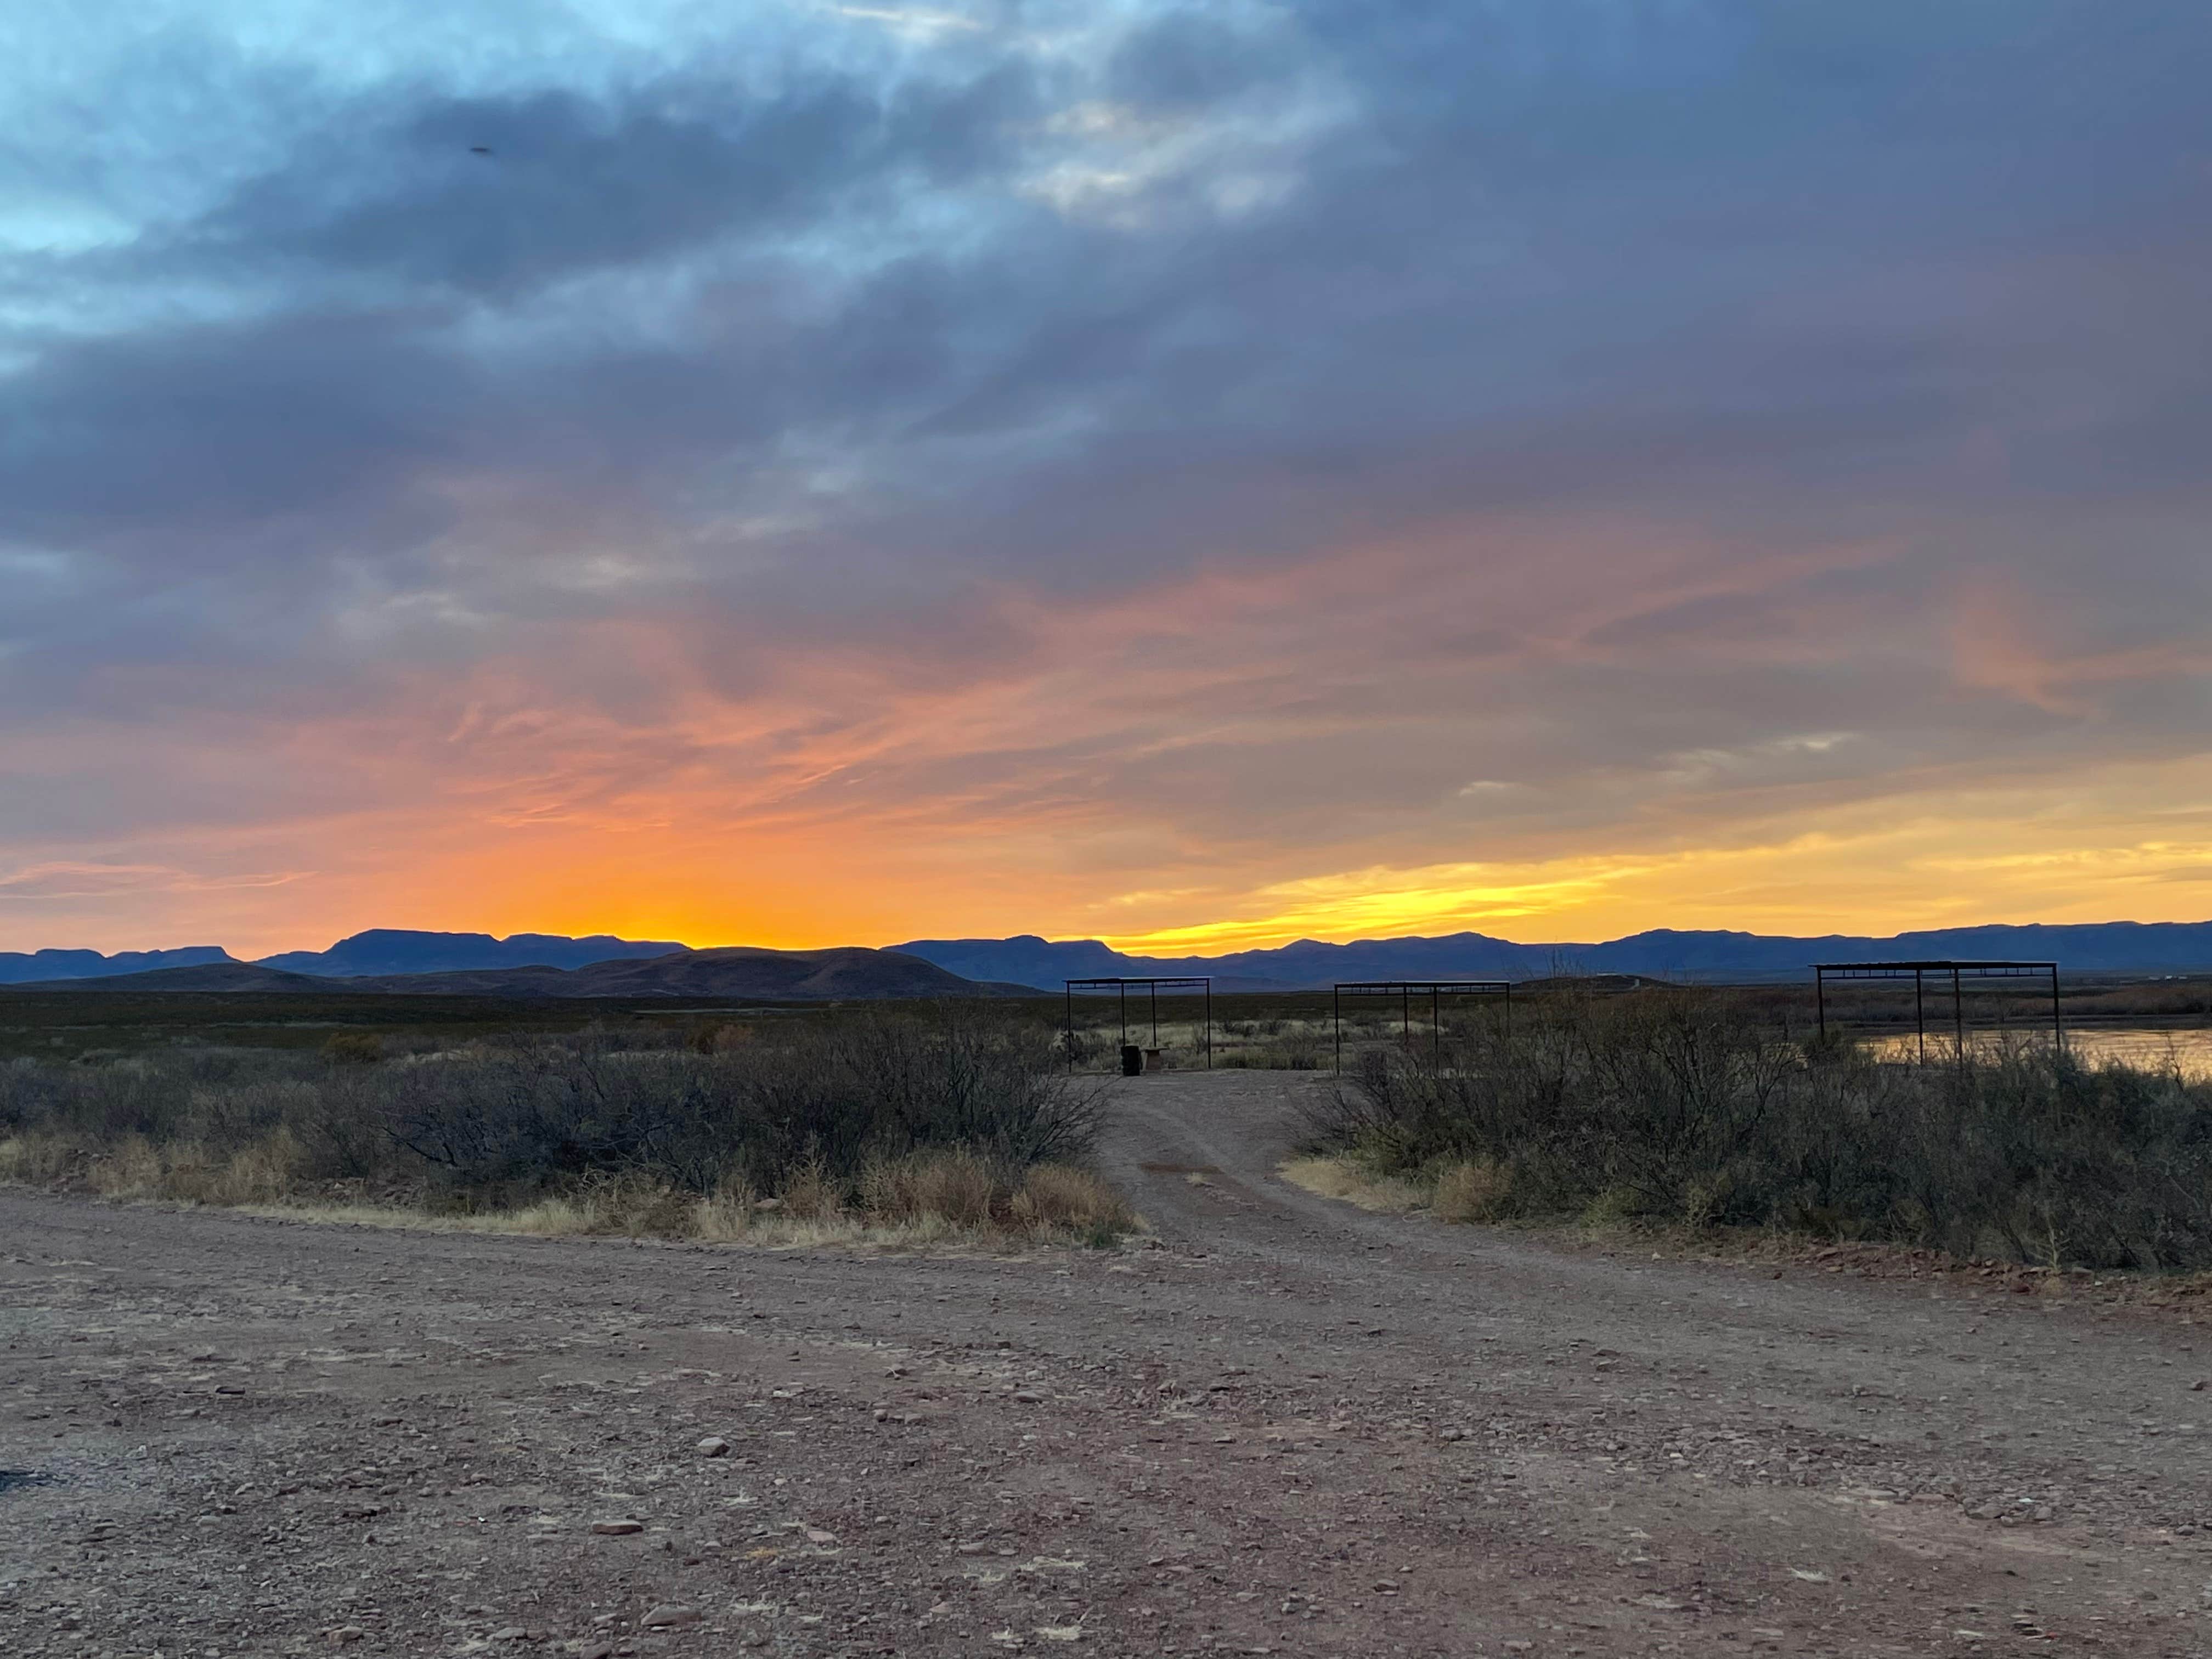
[9,534,2212,961]
[10,8,2211,991]
[169,782,2212,962]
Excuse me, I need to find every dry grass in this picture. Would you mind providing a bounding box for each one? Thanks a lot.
[1011,1163,1133,1233]
[1430,1156,1514,1223]
[1212,1018,1331,1071]
[1281,1153,2212,1323]
[862,1150,994,1227]
[1279,1154,1431,1213]
[1281,1153,1511,1224]
[2,1128,1140,1251]
[5,1128,313,1206]
[0,1133,79,1186]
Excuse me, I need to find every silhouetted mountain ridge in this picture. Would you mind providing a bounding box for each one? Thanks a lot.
[892,922,2212,990]
[0,946,235,985]
[14,921,2212,997]
[348,946,1014,1000]
[12,946,1019,1001]
[256,928,690,977]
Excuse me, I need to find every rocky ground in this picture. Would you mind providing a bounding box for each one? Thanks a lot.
[4,1068,2210,1656]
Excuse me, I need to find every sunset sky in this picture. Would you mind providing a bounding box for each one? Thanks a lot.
[5,2,2211,959]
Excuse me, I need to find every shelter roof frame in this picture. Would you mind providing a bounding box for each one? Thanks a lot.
[1813,959,2061,1060]
[1062,977,1211,1073]
[1332,979,1514,1071]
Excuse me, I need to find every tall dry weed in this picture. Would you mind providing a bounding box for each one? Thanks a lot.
[1430,1158,1513,1223]
[776,1160,845,1223]
[1011,1164,1135,1234]
[0,1132,80,1186]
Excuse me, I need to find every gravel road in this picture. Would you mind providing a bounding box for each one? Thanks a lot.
[4,1069,2210,1657]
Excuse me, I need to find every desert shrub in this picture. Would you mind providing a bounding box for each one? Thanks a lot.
[0,1007,1117,1238]
[830,1013,1098,1166]
[1312,990,2212,1269]
[360,1013,1099,1203]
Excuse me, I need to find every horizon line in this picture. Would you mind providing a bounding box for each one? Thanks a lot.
[9,913,2212,963]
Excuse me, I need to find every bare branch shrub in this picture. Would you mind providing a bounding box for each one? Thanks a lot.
[0,1007,1114,1239]
[1312,990,2212,1268]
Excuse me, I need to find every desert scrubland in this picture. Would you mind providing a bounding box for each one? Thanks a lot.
[5,995,2212,1655]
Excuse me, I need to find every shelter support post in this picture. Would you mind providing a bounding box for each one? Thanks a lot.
[1060,977,1213,1077]
[1812,960,2061,1068]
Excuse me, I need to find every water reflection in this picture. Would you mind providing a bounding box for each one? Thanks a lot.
[1867,1028,2212,1079]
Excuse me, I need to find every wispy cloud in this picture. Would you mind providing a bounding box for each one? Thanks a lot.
[825,4,984,34]
[0,862,308,901]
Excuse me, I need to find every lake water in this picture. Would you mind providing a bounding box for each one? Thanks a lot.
[1870,1026,2212,1080]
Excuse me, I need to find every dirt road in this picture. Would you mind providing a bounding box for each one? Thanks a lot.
[4,1070,2210,1656]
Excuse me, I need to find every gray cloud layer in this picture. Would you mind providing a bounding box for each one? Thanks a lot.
[4,1,2211,946]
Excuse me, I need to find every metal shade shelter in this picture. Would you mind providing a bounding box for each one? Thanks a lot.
[1813,960,2061,1062]
[1333,980,1513,1070]
[1063,977,1211,1073]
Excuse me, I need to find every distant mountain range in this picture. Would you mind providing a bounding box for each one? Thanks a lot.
[13,943,1015,1001]
[0,945,233,985]
[0,928,693,985]
[9,920,2212,996]
[892,922,2212,990]
[257,928,690,977]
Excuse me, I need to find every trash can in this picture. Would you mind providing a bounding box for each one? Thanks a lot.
[1120,1044,1144,1077]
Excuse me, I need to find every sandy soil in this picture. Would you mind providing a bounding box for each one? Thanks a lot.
[4,1068,2210,1657]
